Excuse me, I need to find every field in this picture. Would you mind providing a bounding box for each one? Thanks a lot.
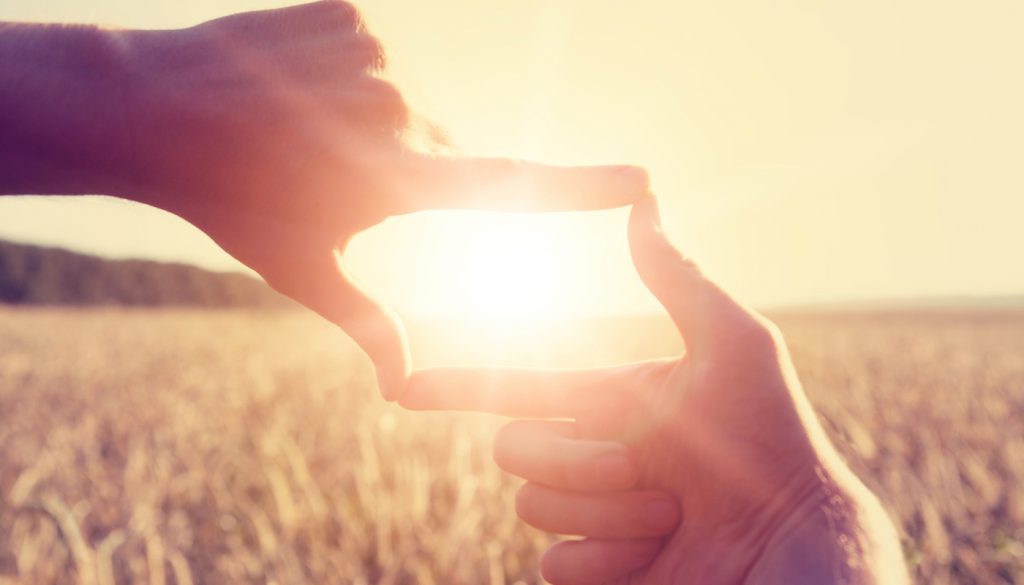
[0,307,1022,584]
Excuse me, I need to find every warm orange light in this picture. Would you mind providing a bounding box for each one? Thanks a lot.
[446,216,566,321]
[345,209,653,322]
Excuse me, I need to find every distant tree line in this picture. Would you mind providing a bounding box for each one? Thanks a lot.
[0,239,291,308]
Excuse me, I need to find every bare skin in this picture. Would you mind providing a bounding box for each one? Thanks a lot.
[401,196,909,584]
[0,1,649,399]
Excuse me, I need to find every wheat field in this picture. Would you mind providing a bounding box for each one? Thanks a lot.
[0,307,1021,584]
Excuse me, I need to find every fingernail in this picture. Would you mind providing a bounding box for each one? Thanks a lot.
[645,498,678,531]
[594,453,634,486]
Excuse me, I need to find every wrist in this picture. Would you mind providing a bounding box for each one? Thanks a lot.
[0,23,136,197]
[750,463,909,585]
[109,26,206,212]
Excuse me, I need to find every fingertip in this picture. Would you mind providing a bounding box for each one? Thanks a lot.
[513,481,539,520]
[394,370,433,409]
[396,368,476,410]
[361,308,410,402]
[492,419,529,472]
[571,163,650,209]
[607,164,651,202]
[541,539,662,585]
[539,542,580,585]
[632,187,660,216]
[628,193,670,251]
[375,359,410,402]
[628,193,677,286]
[397,368,493,411]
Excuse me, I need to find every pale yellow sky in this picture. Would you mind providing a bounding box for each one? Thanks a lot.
[1,0,1021,315]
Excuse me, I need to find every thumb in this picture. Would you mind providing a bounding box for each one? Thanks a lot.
[266,248,410,401]
[627,195,727,355]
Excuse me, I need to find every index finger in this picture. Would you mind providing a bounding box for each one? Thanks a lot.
[400,156,650,213]
[398,363,651,418]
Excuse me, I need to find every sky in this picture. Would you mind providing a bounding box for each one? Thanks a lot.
[1,0,1022,316]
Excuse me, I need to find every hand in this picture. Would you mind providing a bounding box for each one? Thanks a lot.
[111,2,648,398]
[400,196,908,584]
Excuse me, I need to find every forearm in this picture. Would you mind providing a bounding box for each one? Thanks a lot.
[0,22,134,196]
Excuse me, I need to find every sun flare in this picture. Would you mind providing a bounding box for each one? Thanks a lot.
[447,217,565,320]
[345,209,650,326]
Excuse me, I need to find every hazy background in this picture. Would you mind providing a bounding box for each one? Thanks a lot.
[3,4,1023,583]
[1,0,1021,315]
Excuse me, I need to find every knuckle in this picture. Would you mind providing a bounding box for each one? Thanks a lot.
[371,79,408,115]
[355,35,387,70]
[744,315,780,349]
[354,77,410,130]
[314,1,386,69]
[677,254,703,276]
[722,313,780,357]
[316,0,359,24]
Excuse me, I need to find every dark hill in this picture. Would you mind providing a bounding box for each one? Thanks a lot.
[0,239,290,308]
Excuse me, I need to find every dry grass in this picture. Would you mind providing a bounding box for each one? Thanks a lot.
[0,307,1021,584]
[777,310,1024,584]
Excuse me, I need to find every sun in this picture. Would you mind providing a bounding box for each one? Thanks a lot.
[447,216,565,320]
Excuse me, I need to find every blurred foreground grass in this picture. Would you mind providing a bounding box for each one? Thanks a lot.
[0,308,1022,584]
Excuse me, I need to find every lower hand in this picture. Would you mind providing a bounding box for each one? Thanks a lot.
[401,196,908,584]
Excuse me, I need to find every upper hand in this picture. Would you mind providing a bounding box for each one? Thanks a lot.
[116,1,648,399]
[400,196,908,584]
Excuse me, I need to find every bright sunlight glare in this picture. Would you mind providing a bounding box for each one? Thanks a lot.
[344,209,653,326]
[445,216,567,320]
[345,210,668,369]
